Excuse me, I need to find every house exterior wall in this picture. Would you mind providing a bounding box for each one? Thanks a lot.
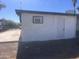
[64,16,76,39]
[77,16,79,30]
[21,13,76,42]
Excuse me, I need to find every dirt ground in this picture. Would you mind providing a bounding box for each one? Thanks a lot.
[0,42,18,59]
[0,29,21,42]
[0,29,20,59]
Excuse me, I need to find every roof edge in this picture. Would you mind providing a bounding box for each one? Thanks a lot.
[15,9,79,16]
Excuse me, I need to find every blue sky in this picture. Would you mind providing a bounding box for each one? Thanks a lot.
[0,0,79,23]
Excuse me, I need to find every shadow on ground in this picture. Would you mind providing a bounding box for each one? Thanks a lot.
[17,38,79,59]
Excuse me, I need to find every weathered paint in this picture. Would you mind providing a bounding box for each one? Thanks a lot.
[20,13,76,42]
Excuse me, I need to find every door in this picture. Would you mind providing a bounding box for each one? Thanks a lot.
[57,16,65,39]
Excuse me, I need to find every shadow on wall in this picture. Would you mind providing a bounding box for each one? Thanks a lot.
[17,38,79,59]
[77,15,79,31]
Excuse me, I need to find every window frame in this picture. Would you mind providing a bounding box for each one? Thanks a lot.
[33,16,43,24]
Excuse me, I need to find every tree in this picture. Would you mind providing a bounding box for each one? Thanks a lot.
[0,18,20,30]
[72,0,77,14]
[72,0,77,7]
[0,1,6,10]
[66,10,74,14]
[77,7,79,12]
[4,20,20,29]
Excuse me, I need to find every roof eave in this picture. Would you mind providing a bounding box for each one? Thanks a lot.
[15,9,79,16]
[15,10,21,16]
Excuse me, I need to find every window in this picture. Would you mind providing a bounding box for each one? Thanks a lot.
[33,16,43,24]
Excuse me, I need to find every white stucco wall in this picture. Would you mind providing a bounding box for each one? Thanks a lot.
[21,13,76,42]
[64,16,76,39]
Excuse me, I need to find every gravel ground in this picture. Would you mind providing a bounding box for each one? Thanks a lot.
[0,42,18,59]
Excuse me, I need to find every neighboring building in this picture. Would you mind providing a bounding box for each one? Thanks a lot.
[16,10,77,42]
[0,20,6,31]
[66,10,74,14]
[65,10,79,31]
